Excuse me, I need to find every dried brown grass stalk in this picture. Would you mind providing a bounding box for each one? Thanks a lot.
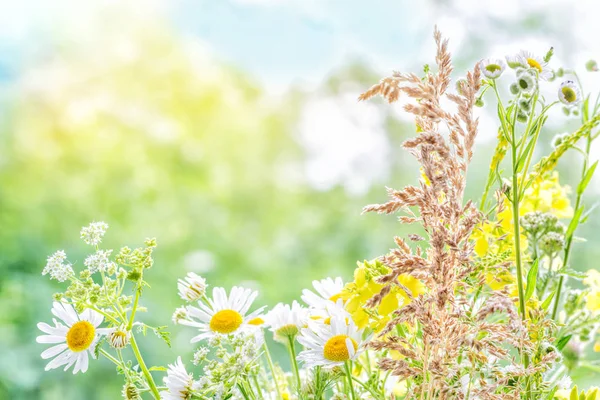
[360,28,536,398]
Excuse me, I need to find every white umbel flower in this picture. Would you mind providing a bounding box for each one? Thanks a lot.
[161,357,198,400]
[297,316,366,368]
[558,80,582,105]
[180,286,265,342]
[36,302,110,374]
[479,58,506,79]
[80,221,109,246]
[301,277,345,309]
[84,250,113,274]
[265,301,309,340]
[42,250,74,282]
[177,272,207,302]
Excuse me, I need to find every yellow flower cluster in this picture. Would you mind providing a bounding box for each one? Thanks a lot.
[472,172,573,294]
[339,259,425,332]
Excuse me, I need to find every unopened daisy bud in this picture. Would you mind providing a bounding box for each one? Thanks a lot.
[517,112,528,123]
[172,306,189,324]
[518,98,532,114]
[509,83,520,95]
[516,72,537,94]
[177,272,207,302]
[475,98,484,107]
[122,382,141,400]
[558,80,581,106]
[109,326,131,349]
[586,60,599,72]
[479,58,506,79]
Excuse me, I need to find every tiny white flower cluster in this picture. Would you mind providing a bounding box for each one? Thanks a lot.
[84,249,113,274]
[80,221,109,246]
[42,250,73,282]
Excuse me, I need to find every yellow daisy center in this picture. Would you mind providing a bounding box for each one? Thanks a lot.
[66,321,96,352]
[526,58,543,73]
[561,86,577,103]
[209,309,243,333]
[323,334,358,362]
[247,317,264,326]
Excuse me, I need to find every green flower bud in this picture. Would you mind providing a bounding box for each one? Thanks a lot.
[475,98,484,107]
[586,60,598,72]
[510,83,520,95]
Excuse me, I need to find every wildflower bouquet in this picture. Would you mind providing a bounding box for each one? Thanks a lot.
[37,29,600,399]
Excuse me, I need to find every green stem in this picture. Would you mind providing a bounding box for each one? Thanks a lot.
[262,343,283,400]
[99,349,121,366]
[287,336,301,391]
[552,133,591,320]
[344,361,357,400]
[128,284,141,330]
[130,334,161,399]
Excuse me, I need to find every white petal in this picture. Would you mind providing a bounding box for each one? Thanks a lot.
[41,344,68,359]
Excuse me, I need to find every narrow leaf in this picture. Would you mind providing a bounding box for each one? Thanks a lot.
[557,334,573,351]
[541,289,556,311]
[566,206,584,238]
[525,259,539,302]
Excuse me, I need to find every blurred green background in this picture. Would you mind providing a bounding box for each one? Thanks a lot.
[1,0,599,398]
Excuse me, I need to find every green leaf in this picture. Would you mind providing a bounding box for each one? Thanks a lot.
[557,334,572,351]
[94,336,107,359]
[566,206,584,238]
[583,95,590,123]
[558,267,587,280]
[516,137,537,173]
[525,259,539,302]
[152,326,172,348]
[578,161,598,195]
[541,289,556,311]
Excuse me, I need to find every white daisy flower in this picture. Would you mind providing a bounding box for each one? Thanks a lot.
[558,80,582,105]
[515,50,552,80]
[479,58,506,79]
[161,357,199,400]
[301,277,345,309]
[181,286,265,342]
[36,302,110,374]
[308,299,352,325]
[297,316,366,368]
[177,272,208,302]
[265,301,309,340]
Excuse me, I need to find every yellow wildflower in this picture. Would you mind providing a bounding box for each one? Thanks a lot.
[340,259,425,332]
[521,172,574,219]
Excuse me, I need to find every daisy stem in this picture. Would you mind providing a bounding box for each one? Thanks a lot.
[286,336,301,391]
[128,284,142,331]
[99,348,121,367]
[344,361,357,400]
[262,343,283,399]
[130,334,161,399]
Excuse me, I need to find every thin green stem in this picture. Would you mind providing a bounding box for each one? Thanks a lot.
[100,349,121,366]
[128,284,141,330]
[287,336,301,391]
[344,361,357,400]
[130,334,161,399]
[552,133,591,319]
[262,343,282,399]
